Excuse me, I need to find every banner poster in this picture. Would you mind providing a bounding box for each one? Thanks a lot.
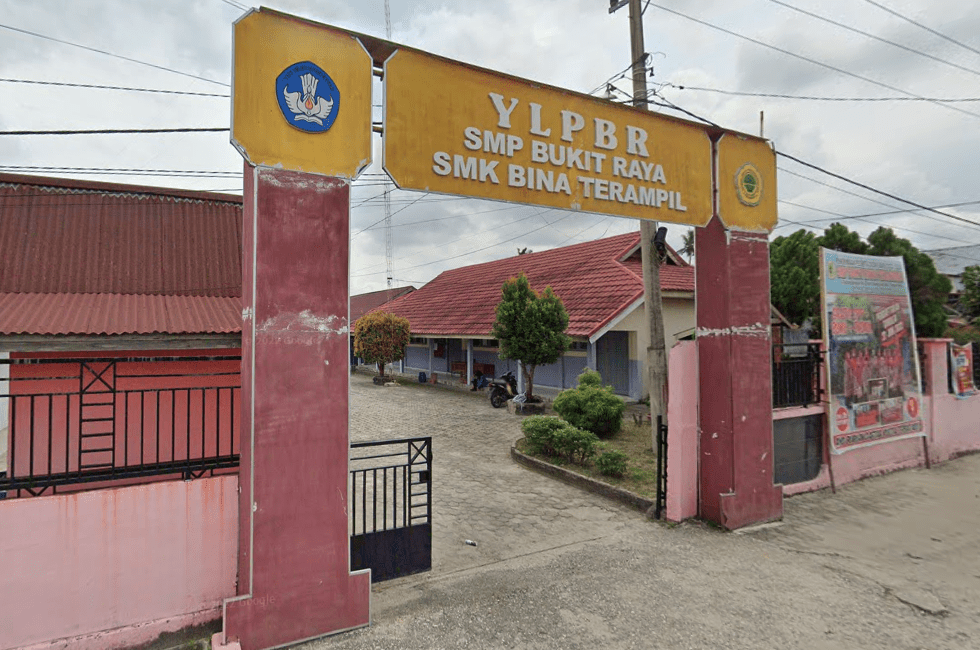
[821,249,925,453]
[949,343,977,398]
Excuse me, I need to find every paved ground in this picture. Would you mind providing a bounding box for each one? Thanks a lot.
[303,372,980,650]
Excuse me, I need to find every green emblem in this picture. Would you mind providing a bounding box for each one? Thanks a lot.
[735,163,763,207]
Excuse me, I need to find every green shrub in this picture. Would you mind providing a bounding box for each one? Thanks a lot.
[521,415,599,465]
[552,426,599,464]
[522,416,567,456]
[552,369,626,438]
[595,449,629,477]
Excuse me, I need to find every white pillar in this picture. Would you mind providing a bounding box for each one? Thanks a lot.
[466,340,474,385]
[428,339,434,374]
[517,360,525,394]
[587,341,597,370]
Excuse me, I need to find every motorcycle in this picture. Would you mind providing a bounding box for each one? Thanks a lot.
[488,370,519,408]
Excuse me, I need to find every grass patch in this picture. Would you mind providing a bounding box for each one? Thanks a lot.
[517,418,659,498]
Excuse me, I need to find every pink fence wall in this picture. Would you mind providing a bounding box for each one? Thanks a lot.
[666,341,698,521]
[0,476,238,650]
[781,338,980,496]
[6,350,240,496]
[665,338,980,520]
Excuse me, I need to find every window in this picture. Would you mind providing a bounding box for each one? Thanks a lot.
[409,337,427,345]
[474,339,499,348]
[568,341,588,352]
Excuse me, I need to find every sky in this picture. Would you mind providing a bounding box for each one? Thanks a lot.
[2,0,979,294]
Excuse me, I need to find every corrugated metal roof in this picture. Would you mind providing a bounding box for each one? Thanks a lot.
[0,293,242,335]
[0,173,242,297]
[373,232,695,339]
[0,174,244,337]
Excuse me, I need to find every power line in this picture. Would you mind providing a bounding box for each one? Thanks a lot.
[650,96,980,237]
[352,209,569,277]
[643,3,980,121]
[0,77,229,98]
[0,23,229,87]
[352,192,430,236]
[665,84,980,103]
[217,0,249,11]
[0,165,238,176]
[352,207,557,274]
[0,127,228,136]
[860,0,980,58]
[777,199,980,245]
[769,0,980,78]
[777,151,980,230]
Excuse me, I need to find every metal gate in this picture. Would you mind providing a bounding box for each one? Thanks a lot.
[349,436,431,582]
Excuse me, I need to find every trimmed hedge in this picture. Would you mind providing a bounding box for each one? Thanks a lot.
[552,369,626,438]
[521,415,599,465]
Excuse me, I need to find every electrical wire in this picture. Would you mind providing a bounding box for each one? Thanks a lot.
[0,128,228,136]
[217,0,249,11]
[664,84,980,103]
[647,95,980,235]
[0,22,229,87]
[0,77,229,98]
[769,0,980,78]
[859,0,980,58]
[777,151,980,229]
[352,209,570,277]
[643,3,980,120]
[352,192,430,236]
[777,199,980,246]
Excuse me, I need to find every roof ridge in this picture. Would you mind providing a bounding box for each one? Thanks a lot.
[0,173,243,205]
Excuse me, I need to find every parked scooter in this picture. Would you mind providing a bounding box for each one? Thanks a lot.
[488,371,519,408]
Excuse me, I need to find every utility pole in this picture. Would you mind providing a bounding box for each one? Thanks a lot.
[610,0,668,444]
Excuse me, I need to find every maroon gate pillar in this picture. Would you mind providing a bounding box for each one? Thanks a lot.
[220,165,370,650]
[695,213,783,529]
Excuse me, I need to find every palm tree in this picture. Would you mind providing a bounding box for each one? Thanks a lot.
[681,229,695,262]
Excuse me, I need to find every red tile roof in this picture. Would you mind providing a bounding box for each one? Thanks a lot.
[0,174,243,336]
[377,232,694,339]
[350,286,415,322]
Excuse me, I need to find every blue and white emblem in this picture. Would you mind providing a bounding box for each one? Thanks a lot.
[275,61,339,133]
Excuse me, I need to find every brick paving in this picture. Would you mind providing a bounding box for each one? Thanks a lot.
[349,370,641,576]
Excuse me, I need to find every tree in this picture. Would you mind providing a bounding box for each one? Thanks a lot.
[820,222,868,255]
[680,229,695,262]
[865,227,952,337]
[490,273,571,401]
[353,311,411,378]
[769,229,821,329]
[769,223,951,338]
[960,265,980,323]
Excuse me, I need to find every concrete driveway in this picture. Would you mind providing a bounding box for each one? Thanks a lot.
[306,372,980,650]
[348,371,637,576]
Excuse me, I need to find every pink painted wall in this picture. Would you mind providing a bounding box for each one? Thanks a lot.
[0,476,238,650]
[666,337,980,504]
[666,341,698,522]
[7,350,240,497]
[778,338,980,496]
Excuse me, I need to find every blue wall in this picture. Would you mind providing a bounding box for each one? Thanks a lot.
[398,340,633,398]
[404,345,428,370]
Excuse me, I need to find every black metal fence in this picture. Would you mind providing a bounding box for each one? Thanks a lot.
[0,355,241,497]
[654,415,667,520]
[349,436,432,582]
[772,344,823,409]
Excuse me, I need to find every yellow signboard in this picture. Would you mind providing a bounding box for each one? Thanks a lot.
[383,49,713,225]
[232,10,373,179]
[716,134,778,232]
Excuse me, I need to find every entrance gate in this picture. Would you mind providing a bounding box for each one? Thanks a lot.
[349,437,432,582]
[223,8,783,649]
